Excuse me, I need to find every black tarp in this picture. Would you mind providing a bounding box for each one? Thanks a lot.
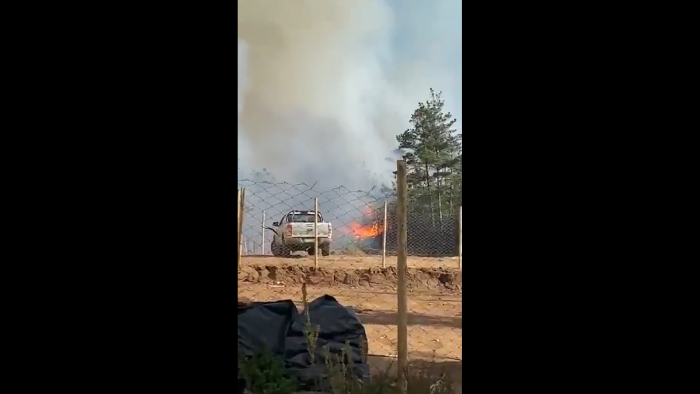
[237,295,370,390]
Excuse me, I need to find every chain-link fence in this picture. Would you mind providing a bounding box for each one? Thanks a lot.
[237,178,462,261]
[237,162,462,392]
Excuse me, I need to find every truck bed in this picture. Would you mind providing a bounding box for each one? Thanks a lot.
[286,222,331,238]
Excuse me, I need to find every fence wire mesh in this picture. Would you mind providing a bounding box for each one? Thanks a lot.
[237,178,461,259]
[237,177,462,382]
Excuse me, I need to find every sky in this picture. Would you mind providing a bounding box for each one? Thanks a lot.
[237,0,462,191]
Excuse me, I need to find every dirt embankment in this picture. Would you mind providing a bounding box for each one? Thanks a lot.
[238,264,462,293]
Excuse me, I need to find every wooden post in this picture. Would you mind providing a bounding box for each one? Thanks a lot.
[396,160,408,394]
[314,198,319,268]
[237,188,246,270]
[382,200,388,268]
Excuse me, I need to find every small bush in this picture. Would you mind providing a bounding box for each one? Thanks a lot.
[238,352,299,394]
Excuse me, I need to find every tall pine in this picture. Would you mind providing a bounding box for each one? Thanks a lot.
[396,89,462,227]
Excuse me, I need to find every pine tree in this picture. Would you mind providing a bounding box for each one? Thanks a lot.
[395,89,462,227]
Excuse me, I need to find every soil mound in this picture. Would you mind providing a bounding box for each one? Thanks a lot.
[238,264,462,292]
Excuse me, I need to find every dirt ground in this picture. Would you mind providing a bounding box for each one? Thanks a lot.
[240,254,462,270]
[239,255,462,392]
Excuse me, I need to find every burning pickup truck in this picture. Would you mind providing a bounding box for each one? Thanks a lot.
[266,210,332,257]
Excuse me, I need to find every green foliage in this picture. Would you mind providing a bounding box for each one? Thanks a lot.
[301,283,321,363]
[395,88,462,224]
[238,352,299,394]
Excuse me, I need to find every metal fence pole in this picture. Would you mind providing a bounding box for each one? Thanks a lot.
[382,200,388,268]
[314,198,319,268]
[458,205,462,270]
[396,160,408,394]
[237,188,246,270]
[261,210,266,255]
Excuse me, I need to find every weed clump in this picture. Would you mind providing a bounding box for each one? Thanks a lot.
[238,352,299,394]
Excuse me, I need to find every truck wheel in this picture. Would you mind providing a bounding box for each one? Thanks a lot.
[271,241,280,257]
[321,244,330,256]
[280,243,291,258]
[307,246,316,256]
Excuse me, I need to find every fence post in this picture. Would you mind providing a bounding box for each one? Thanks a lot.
[314,198,319,268]
[396,160,408,394]
[382,200,388,268]
[237,187,246,270]
[458,205,462,270]
[261,210,266,255]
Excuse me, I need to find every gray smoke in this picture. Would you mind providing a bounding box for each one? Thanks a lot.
[237,0,462,190]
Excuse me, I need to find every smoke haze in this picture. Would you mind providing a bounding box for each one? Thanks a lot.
[237,0,462,190]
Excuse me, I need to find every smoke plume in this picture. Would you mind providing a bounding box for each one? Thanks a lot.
[237,0,462,190]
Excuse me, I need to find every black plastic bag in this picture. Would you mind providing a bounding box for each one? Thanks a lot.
[238,300,298,358]
[237,295,370,391]
[286,295,370,387]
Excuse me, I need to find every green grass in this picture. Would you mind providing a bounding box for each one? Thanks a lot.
[238,283,455,394]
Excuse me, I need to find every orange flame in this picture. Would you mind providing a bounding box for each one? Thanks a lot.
[341,206,388,238]
[348,221,382,238]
